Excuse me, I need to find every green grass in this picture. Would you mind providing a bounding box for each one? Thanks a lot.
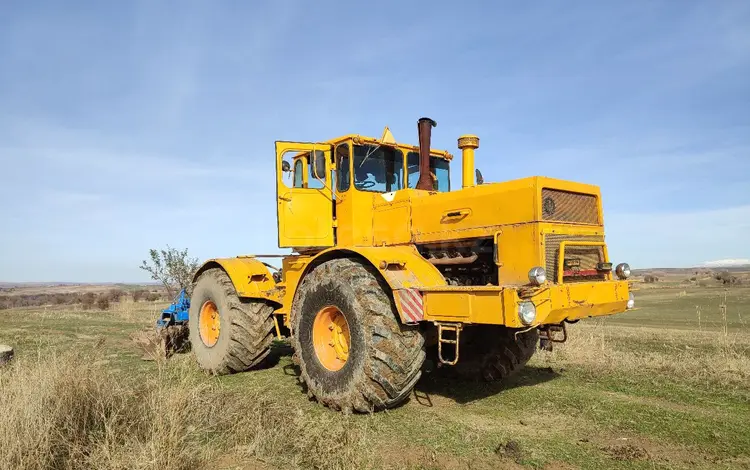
[607,285,748,331]
[1,288,749,469]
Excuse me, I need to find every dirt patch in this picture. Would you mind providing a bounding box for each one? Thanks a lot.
[541,462,578,470]
[378,442,525,470]
[495,440,524,463]
[591,435,717,467]
[601,443,648,461]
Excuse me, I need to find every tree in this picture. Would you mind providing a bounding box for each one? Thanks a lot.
[139,246,200,299]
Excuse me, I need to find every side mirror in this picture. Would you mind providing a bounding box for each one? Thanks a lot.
[281,160,291,172]
[312,150,326,180]
[475,168,484,185]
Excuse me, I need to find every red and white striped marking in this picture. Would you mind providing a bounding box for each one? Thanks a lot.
[396,289,423,324]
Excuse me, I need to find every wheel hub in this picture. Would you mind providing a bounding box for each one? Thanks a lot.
[312,306,350,371]
[198,300,221,347]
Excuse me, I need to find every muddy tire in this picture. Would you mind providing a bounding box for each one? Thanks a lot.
[188,268,275,375]
[452,326,538,382]
[291,258,425,413]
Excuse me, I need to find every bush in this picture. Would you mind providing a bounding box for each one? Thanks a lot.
[106,289,125,302]
[644,275,659,283]
[94,296,110,311]
[140,246,200,299]
[132,289,148,302]
[714,271,740,285]
[80,293,96,310]
[145,292,161,302]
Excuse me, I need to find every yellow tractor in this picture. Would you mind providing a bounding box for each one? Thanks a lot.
[187,117,634,412]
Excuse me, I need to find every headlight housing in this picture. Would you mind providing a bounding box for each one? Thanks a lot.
[528,267,547,285]
[627,292,635,309]
[615,263,631,279]
[518,301,536,325]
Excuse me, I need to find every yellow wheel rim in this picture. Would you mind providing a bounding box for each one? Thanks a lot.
[199,300,221,347]
[312,306,350,371]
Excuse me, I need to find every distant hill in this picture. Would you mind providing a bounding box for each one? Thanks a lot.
[633,266,750,276]
[0,282,159,288]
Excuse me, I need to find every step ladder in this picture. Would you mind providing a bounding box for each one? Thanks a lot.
[538,323,567,351]
[437,322,463,366]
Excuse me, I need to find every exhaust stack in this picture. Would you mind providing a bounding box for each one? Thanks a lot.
[458,134,479,189]
[416,117,437,191]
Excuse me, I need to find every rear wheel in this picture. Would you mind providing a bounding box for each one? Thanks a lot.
[452,326,538,382]
[188,268,275,375]
[291,258,425,413]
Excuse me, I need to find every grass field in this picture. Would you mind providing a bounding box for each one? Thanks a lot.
[1,285,748,470]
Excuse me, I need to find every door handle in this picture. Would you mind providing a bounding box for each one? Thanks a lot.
[442,209,470,219]
[279,194,292,202]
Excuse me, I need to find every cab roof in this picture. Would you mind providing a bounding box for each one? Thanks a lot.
[324,130,454,161]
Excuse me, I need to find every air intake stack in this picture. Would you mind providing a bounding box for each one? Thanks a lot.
[458,134,479,189]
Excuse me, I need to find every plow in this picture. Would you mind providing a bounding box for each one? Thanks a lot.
[132,289,191,359]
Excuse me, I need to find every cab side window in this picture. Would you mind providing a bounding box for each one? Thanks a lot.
[336,144,351,192]
[293,159,304,188]
[307,155,325,189]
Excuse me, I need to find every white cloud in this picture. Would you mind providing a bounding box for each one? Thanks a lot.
[702,259,750,267]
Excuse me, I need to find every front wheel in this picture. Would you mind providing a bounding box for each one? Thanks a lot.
[451,326,538,382]
[291,258,425,413]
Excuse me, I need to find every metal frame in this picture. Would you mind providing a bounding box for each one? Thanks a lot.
[556,241,610,284]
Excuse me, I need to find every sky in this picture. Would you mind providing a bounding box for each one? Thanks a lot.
[0,1,749,282]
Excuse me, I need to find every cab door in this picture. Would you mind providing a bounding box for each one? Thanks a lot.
[276,141,334,248]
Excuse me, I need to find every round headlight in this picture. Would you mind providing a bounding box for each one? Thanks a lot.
[518,301,536,325]
[615,263,631,279]
[627,292,635,309]
[528,267,547,285]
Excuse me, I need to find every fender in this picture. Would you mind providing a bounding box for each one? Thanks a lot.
[301,246,447,324]
[349,246,447,290]
[193,257,282,307]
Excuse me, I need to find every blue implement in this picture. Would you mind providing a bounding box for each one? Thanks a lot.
[156,288,191,329]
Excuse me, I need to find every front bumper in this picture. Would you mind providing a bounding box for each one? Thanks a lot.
[421,280,631,327]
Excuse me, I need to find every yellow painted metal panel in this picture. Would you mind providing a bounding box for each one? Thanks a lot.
[194,257,282,305]
[275,141,334,248]
[421,280,630,327]
[411,178,538,242]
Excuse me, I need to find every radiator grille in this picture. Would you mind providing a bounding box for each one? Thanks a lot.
[541,189,599,224]
[544,234,605,283]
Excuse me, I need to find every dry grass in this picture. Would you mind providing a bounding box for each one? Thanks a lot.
[1,286,749,469]
[540,322,750,388]
[0,350,374,470]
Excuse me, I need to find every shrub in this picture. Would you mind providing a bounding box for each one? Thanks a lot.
[80,293,96,310]
[94,296,110,311]
[140,246,200,299]
[132,289,148,302]
[714,271,740,285]
[145,292,160,302]
[644,275,659,283]
[106,289,125,302]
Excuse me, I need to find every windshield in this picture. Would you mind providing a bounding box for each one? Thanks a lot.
[353,144,404,192]
[406,152,450,192]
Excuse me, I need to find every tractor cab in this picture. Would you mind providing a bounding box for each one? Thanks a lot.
[276,126,452,250]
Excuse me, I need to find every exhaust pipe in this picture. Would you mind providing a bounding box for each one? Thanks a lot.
[416,117,437,190]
